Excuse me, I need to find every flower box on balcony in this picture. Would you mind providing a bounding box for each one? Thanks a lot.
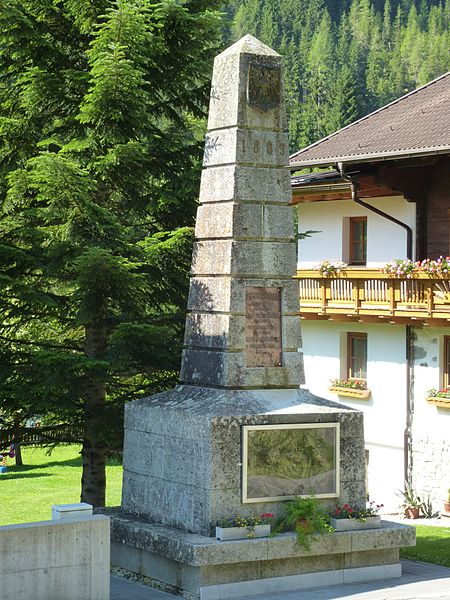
[427,396,450,409]
[330,516,381,531]
[329,386,371,399]
[215,524,270,541]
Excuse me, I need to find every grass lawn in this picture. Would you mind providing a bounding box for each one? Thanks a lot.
[400,524,450,568]
[1,444,122,526]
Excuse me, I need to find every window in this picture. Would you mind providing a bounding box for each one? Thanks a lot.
[349,217,367,265]
[347,333,367,380]
[444,337,450,389]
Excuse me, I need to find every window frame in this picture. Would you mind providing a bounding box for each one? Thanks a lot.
[443,336,450,390]
[349,216,367,265]
[347,332,368,381]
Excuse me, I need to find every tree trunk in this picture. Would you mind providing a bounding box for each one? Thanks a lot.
[81,324,107,507]
[15,443,23,466]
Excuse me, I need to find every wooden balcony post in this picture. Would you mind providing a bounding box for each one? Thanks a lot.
[388,279,395,314]
[320,278,327,313]
[427,281,433,316]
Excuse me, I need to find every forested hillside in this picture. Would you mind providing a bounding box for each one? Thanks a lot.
[229,0,450,151]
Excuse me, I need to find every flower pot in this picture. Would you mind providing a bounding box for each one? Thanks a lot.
[427,396,450,409]
[215,524,270,541]
[330,516,381,531]
[329,386,371,399]
[443,501,450,514]
[404,506,420,519]
[296,518,313,534]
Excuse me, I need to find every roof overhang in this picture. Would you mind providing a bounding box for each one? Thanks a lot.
[290,146,450,170]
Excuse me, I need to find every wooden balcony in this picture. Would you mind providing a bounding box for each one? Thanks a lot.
[295,269,450,326]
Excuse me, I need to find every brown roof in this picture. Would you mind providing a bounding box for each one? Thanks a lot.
[290,72,450,168]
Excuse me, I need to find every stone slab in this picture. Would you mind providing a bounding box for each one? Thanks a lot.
[195,204,295,241]
[107,512,415,600]
[0,515,110,600]
[199,564,402,600]
[186,277,300,315]
[191,240,296,277]
[199,165,292,204]
[203,129,288,168]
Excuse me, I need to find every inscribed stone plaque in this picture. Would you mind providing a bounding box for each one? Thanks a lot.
[245,286,281,367]
[246,64,281,112]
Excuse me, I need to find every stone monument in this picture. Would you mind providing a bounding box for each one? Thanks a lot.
[108,35,414,599]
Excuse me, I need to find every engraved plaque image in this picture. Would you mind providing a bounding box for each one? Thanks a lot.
[242,423,340,503]
[246,63,281,112]
[245,287,282,367]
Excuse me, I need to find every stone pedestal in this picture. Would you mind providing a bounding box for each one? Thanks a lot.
[121,387,366,536]
[108,513,415,600]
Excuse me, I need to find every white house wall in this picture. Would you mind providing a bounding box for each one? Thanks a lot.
[300,320,406,511]
[410,326,450,506]
[297,196,416,268]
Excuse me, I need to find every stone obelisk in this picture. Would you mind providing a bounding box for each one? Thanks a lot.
[180,34,303,390]
[120,35,365,537]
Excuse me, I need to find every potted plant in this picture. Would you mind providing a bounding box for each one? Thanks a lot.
[313,259,347,277]
[427,388,450,408]
[444,489,450,514]
[397,482,423,519]
[329,378,371,399]
[330,500,383,531]
[277,496,333,550]
[215,513,273,541]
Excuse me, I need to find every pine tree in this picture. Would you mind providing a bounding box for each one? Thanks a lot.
[0,0,222,505]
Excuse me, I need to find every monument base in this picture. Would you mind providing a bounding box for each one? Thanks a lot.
[106,509,415,600]
[120,386,367,536]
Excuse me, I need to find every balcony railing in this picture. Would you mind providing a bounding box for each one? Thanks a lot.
[296,269,450,323]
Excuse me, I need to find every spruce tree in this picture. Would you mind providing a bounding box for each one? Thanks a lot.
[0,0,222,505]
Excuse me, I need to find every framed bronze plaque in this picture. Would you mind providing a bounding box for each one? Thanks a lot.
[245,286,282,367]
[242,423,340,503]
[246,63,281,112]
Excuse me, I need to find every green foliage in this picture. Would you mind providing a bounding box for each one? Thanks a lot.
[276,496,333,550]
[228,0,450,151]
[0,0,222,504]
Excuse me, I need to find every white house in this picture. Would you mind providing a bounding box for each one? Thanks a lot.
[290,72,450,513]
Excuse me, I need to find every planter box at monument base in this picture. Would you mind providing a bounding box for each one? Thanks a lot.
[216,524,270,541]
[331,516,381,531]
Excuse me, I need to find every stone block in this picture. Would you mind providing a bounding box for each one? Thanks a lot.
[344,548,399,568]
[282,316,303,350]
[111,541,142,574]
[199,165,292,204]
[342,563,401,583]
[122,429,212,487]
[184,314,245,350]
[260,554,344,578]
[186,277,298,314]
[207,41,285,133]
[192,240,296,277]
[192,241,233,275]
[124,401,211,443]
[203,129,288,168]
[200,561,262,586]
[263,204,296,240]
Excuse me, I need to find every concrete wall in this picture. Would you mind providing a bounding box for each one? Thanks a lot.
[0,515,110,600]
[297,196,416,268]
[410,326,450,505]
[300,320,407,511]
